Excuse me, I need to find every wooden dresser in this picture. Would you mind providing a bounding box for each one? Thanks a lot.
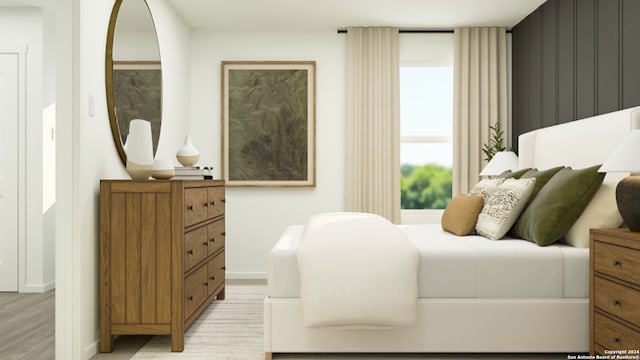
[99,180,226,352]
[590,228,640,355]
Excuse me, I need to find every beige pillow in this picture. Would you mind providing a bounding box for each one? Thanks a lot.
[563,181,623,247]
[476,178,536,240]
[441,195,484,236]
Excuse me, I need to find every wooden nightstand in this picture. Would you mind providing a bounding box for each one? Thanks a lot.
[589,228,640,355]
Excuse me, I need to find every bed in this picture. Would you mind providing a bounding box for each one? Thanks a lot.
[263,106,640,358]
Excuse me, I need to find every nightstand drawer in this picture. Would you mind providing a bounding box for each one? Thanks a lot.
[594,276,640,325]
[593,241,640,285]
[594,312,640,350]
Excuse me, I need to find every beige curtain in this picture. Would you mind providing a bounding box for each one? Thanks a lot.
[345,27,401,223]
[453,27,508,195]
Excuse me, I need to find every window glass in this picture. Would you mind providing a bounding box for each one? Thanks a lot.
[400,66,453,210]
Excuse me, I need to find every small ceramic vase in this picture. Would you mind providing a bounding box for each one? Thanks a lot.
[151,159,175,180]
[176,134,200,167]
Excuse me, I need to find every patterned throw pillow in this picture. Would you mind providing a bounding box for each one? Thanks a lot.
[475,178,536,240]
[469,179,504,201]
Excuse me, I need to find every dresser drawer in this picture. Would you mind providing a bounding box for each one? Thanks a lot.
[594,276,640,325]
[207,187,225,219]
[184,226,208,271]
[594,312,640,350]
[184,265,208,320]
[593,241,640,285]
[207,251,225,297]
[207,220,225,256]
[184,188,208,227]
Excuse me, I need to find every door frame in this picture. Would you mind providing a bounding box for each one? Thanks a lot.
[0,44,27,292]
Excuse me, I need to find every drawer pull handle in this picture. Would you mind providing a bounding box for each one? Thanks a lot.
[187,295,193,301]
[210,276,215,281]
[222,199,226,204]
[210,201,215,206]
[203,241,209,246]
[187,204,194,211]
[203,282,208,287]
[613,337,621,343]
[613,299,622,306]
[222,232,226,236]
[613,259,622,267]
[203,202,209,207]
[221,266,226,270]
[210,238,215,243]
[187,249,194,255]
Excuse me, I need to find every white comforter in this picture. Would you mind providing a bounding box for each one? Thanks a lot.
[296,212,419,328]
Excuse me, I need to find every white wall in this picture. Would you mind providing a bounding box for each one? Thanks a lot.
[189,29,346,278]
[0,7,54,292]
[56,0,191,357]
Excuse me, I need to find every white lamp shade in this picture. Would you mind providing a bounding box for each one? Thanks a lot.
[599,129,640,173]
[479,151,519,176]
[127,119,154,166]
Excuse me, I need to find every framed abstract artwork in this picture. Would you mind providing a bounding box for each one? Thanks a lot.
[222,61,316,187]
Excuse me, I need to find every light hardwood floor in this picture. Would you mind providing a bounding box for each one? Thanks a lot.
[0,282,584,360]
[0,290,55,360]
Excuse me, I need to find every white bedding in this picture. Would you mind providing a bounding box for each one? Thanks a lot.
[297,213,419,328]
[269,224,589,299]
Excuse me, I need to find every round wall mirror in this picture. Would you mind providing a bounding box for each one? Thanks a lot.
[106,0,162,164]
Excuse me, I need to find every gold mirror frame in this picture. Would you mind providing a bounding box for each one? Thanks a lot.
[105,0,161,165]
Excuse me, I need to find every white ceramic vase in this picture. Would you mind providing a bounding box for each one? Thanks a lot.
[176,134,200,167]
[126,119,154,180]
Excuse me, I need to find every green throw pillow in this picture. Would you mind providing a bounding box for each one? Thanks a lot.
[498,168,531,179]
[519,166,565,203]
[511,165,604,246]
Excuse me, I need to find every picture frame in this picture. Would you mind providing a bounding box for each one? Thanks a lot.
[222,61,316,187]
[112,61,162,154]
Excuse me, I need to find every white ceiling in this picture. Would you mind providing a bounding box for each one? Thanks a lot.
[166,0,547,30]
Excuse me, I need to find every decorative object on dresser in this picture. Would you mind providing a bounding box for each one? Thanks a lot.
[99,179,226,352]
[599,129,640,231]
[590,228,640,356]
[125,119,154,180]
[151,159,175,180]
[176,134,200,167]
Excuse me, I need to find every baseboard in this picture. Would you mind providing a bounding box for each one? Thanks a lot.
[21,280,55,293]
[84,340,98,360]
[226,272,267,280]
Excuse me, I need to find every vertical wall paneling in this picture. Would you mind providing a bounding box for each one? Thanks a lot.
[512,0,640,148]
[557,0,575,124]
[622,0,640,108]
[542,0,559,128]
[596,0,619,114]
[575,0,596,119]
[529,10,543,132]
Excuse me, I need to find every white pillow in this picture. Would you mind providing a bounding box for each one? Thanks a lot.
[476,178,536,240]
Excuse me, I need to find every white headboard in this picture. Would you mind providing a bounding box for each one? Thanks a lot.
[518,106,640,174]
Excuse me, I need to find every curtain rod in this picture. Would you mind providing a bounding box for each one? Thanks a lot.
[336,29,512,34]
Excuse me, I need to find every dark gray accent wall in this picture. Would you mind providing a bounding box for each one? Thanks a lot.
[511,0,640,152]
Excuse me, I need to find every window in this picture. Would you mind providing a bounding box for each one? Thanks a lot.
[400,66,453,210]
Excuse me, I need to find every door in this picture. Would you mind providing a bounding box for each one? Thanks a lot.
[0,53,19,291]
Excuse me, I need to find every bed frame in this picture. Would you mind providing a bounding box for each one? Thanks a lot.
[263,107,640,359]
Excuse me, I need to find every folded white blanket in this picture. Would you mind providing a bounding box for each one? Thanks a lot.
[297,212,419,328]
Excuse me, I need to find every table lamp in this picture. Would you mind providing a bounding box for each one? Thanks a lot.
[599,129,640,231]
[479,151,519,177]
